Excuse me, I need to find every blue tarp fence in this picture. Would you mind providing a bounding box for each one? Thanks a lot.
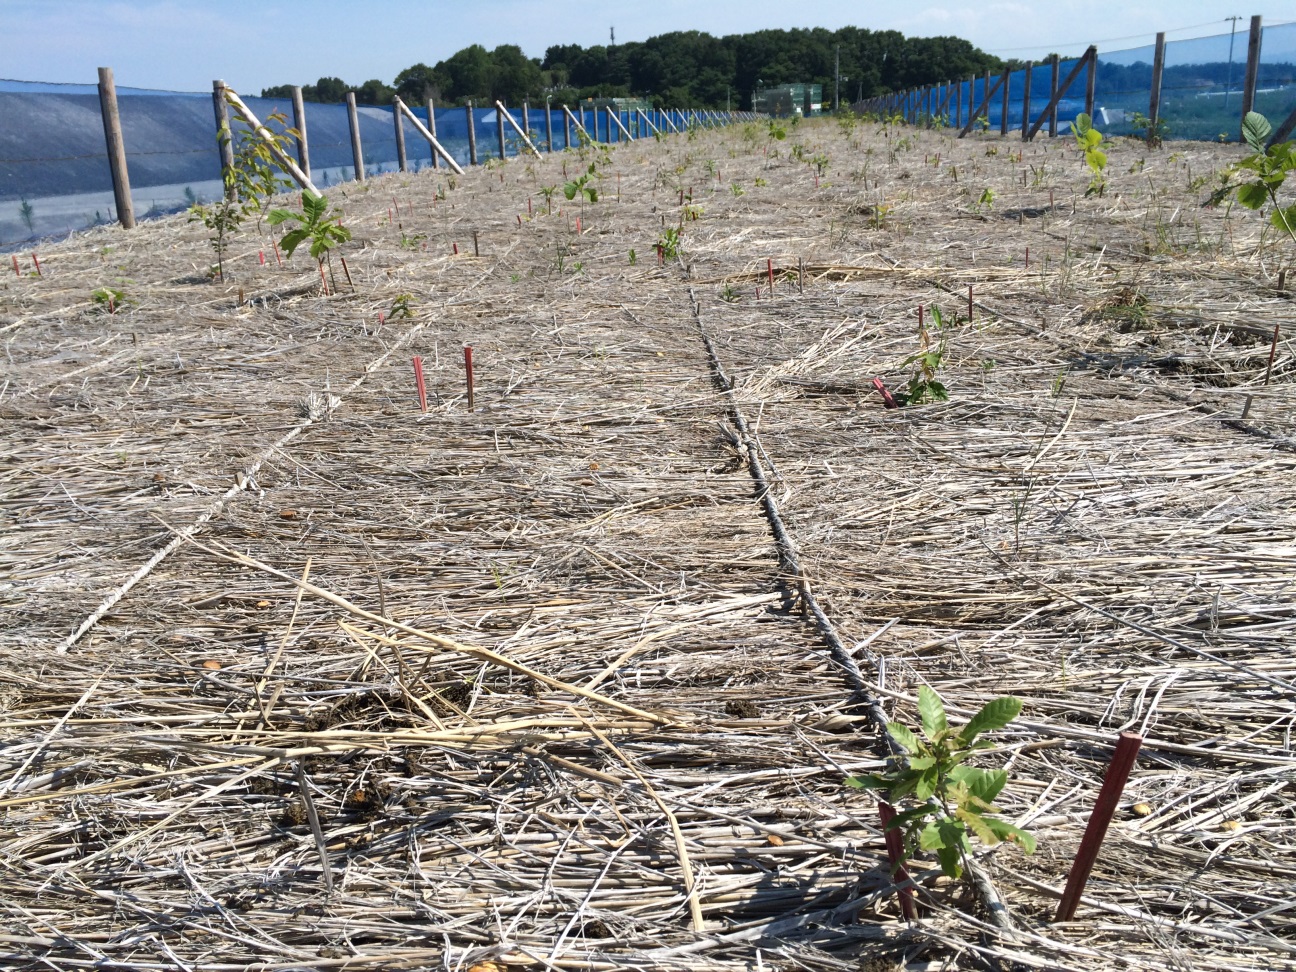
[0,78,745,244]
[859,20,1296,143]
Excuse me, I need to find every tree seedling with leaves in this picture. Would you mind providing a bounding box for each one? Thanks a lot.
[1211,112,1296,249]
[564,165,598,205]
[901,305,950,404]
[1072,113,1108,197]
[267,192,352,289]
[848,687,1036,879]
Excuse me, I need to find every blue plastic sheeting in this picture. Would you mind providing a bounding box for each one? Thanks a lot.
[916,22,1296,143]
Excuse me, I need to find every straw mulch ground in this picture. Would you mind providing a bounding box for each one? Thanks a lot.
[1,114,1293,971]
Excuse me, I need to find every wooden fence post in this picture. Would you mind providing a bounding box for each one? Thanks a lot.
[211,79,235,200]
[563,104,572,148]
[522,101,530,143]
[1021,62,1033,139]
[1085,48,1097,117]
[1149,33,1166,138]
[465,100,477,165]
[1000,69,1011,135]
[426,91,439,169]
[290,86,311,180]
[545,98,554,151]
[394,98,465,174]
[1241,15,1263,135]
[346,91,365,181]
[496,102,507,159]
[393,96,408,172]
[1048,54,1060,136]
[98,67,135,229]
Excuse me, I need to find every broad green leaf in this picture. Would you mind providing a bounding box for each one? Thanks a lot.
[1074,113,1092,135]
[936,843,962,878]
[919,821,945,851]
[279,228,309,258]
[915,767,938,801]
[1242,111,1272,153]
[1087,148,1107,170]
[886,804,935,831]
[984,818,1037,854]
[1237,182,1269,210]
[1271,205,1296,235]
[949,765,1008,805]
[563,183,579,200]
[266,208,295,226]
[959,696,1022,745]
[1083,130,1102,149]
[956,807,1001,845]
[887,722,919,754]
[587,187,599,203]
[918,685,948,740]
[845,773,888,791]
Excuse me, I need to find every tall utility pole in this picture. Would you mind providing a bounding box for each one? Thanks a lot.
[1225,15,1242,109]
[834,44,841,112]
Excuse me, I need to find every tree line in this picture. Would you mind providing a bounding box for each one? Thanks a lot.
[260,26,1007,110]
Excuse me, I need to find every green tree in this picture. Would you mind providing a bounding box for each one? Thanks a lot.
[394,63,445,105]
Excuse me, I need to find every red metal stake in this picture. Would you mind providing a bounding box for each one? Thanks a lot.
[10,255,19,277]
[412,356,428,412]
[259,250,266,266]
[968,285,973,323]
[1054,731,1143,922]
[463,346,475,412]
[576,217,582,235]
[918,304,924,329]
[878,803,919,920]
[517,214,523,227]
[31,254,42,277]
[872,377,899,409]
[453,242,459,255]
[387,207,392,223]
[527,197,533,216]
[318,262,329,295]
[767,258,775,293]
[1025,246,1029,270]
[391,195,399,214]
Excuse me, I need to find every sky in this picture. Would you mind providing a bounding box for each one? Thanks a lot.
[4,0,1294,92]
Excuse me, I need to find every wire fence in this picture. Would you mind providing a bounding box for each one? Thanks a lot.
[0,77,746,245]
[857,17,1296,144]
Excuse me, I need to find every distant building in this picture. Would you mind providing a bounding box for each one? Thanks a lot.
[754,84,823,117]
[581,97,654,113]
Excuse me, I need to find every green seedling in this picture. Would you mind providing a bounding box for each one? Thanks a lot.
[847,686,1035,879]
[389,293,415,319]
[902,305,949,404]
[564,164,598,204]
[399,232,427,250]
[1073,113,1107,197]
[657,226,682,260]
[538,185,557,215]
[91,287,126,313]
[1211,111,1296,248]
[973,187,995,212]
[267,192,352,284]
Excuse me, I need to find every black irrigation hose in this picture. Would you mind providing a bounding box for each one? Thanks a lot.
[688,288,1018,941]
[687,288,890,732]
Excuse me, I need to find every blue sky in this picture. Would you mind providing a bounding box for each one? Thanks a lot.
[5,1,1293,92]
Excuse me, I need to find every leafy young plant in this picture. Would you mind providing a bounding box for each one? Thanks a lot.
[656,226,682,261]
[267,192,352,281]
[1127,110,1168,148]
[563,164,598,204]
[1211,111,1296,248]
[902,305,950,404]
[973,187,995,213]
[1072,113,1108,196]
[91,286,127,313]
[848,687,1036,878]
